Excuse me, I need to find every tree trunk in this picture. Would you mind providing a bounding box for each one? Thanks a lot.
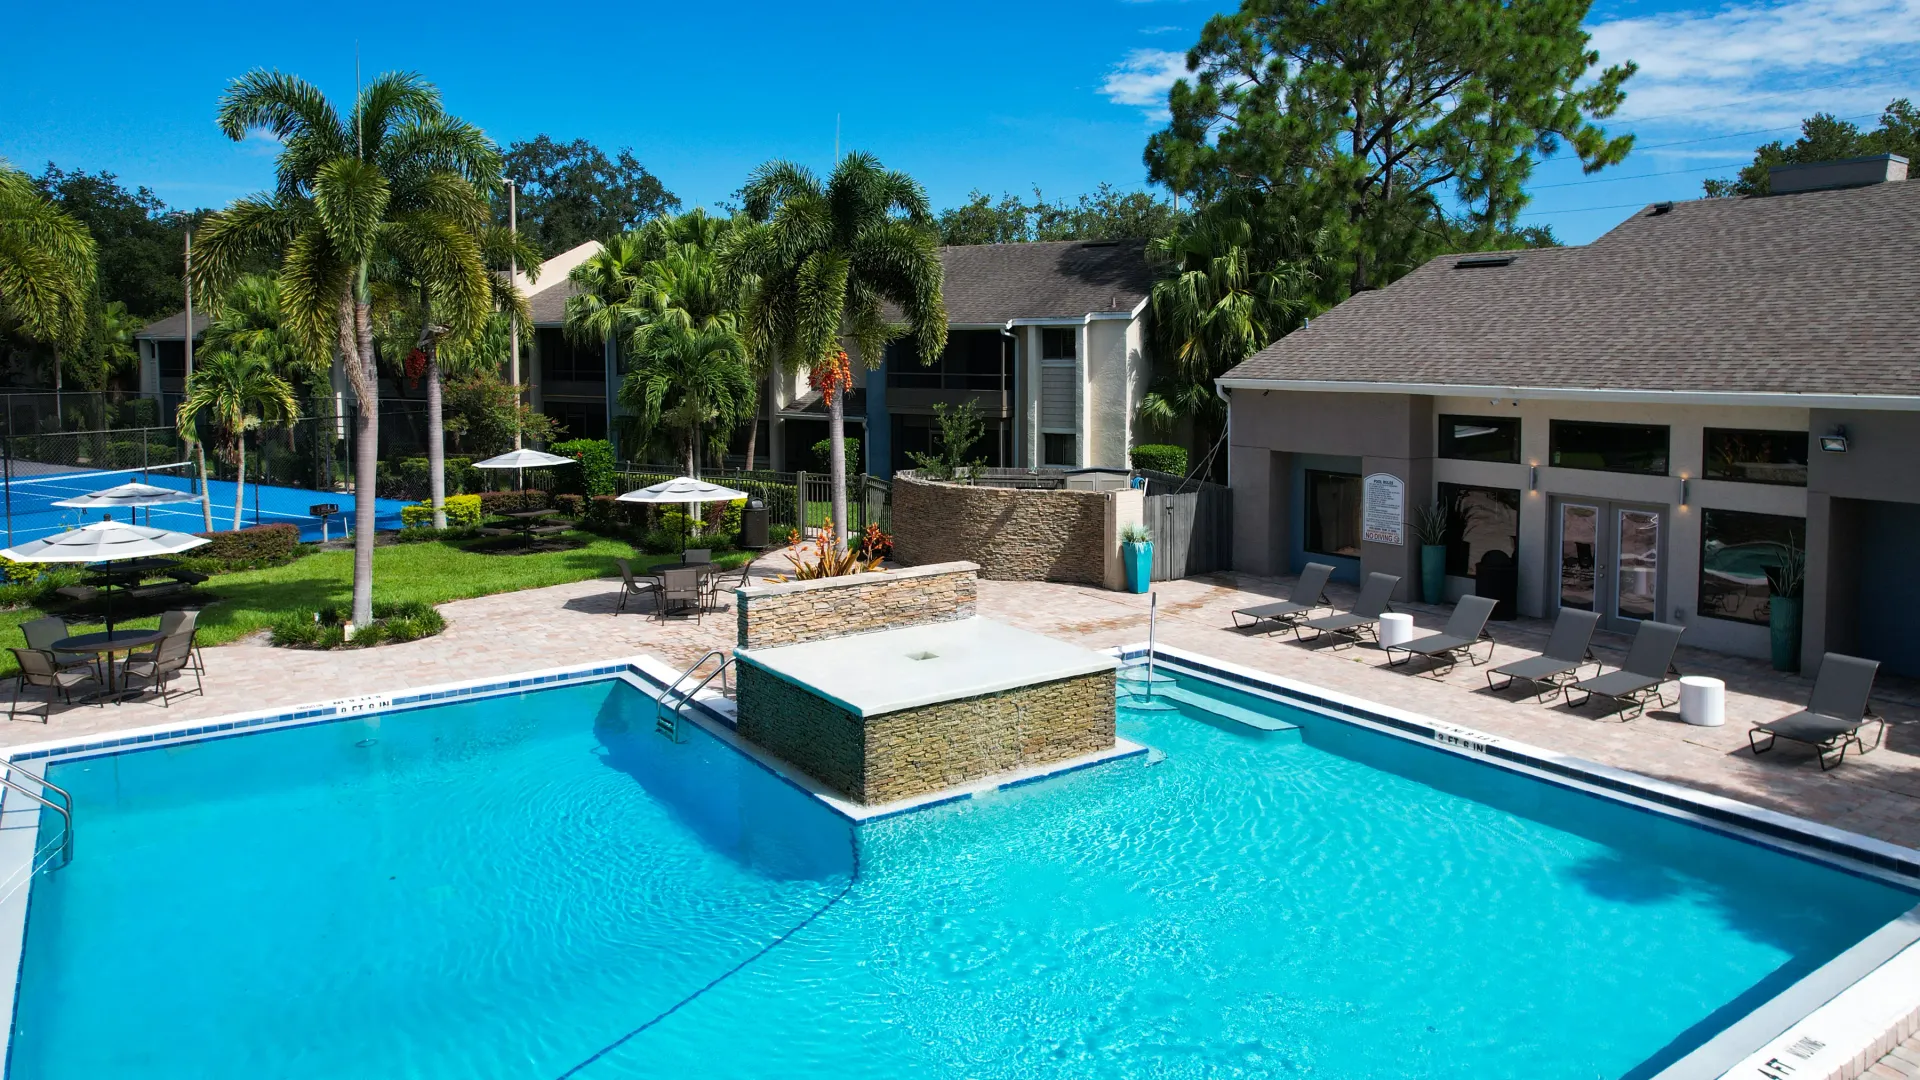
[195,442,213,531]
[427,353,446,529]
[231,437,246,531]
[340,288,380,629]
[828,389,848,546]
[743,417,758,473]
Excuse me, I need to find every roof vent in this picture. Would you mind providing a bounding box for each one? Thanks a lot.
[1454,254,1516,269]
[1768,153,1908,194]
[1651,201,1674,215]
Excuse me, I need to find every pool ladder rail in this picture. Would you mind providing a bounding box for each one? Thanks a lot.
[0,763,73,872]
[656,650,734,743]
[1119,591,1178,712]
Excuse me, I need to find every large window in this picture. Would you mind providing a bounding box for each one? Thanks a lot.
[1041,328,1076,360]
[537,328,605,384]
[1438,415,1521,463]
[885,330,1010,392]
[1304,470,1362,558]
[1704,428,1808,486]
[1698,508,1804,625]
[894,413,1006,472]
[1439,483,1520,577]
[1549,420,1669,475]
[1043,433,1077,467]
[157,340,186,379]
[1038,327,1078,467]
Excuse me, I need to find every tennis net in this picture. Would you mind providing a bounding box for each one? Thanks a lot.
[1,461,198,546]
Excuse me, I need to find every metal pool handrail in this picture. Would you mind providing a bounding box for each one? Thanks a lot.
[656,649,734,743]
[1,761,72,869]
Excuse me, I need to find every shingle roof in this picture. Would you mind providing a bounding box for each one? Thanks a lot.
[1223,179,1920,397]
[528,278,576,326]
[135,311,208,340]
[937,239,1153,323]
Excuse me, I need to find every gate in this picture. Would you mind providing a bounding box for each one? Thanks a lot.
[1141,471,1232,581]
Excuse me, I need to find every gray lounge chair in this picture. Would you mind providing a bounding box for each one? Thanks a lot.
[614,559,659,615]
[1294,573,1401,648]
[1749,653,1883,770]
[1563,620,1685,719]
[1384,595,1498,674]
[1487,609,1602,700]
[1231,563,1335,632]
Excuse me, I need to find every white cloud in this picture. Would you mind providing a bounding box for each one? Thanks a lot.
[1140,25,1183,34]
[1101,49,1188,118]
[1588,0,1920,131]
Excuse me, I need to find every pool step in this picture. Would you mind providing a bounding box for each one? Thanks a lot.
[1129,685,1302,740]
[1116,664,1174,687]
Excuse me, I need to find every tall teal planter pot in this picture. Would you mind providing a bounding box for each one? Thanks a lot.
[1420,545,1447,604]
[1124,541,1152,594]
[1769,595,1803,671]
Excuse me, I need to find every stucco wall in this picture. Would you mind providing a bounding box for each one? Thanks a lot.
[734,562,978,649]
[735,664,1117,805]
[892,472,1125,585]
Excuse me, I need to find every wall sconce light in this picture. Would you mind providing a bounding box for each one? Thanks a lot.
[1679,476,1690,507]
[1819,427,1849,453]
[1528,464,1538,492]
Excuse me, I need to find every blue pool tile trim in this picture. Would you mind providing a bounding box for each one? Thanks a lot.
[1126,646,1920,883]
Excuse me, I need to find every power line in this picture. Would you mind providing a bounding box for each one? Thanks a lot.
[1518,199,1664,218]
[1530,161,1740,190]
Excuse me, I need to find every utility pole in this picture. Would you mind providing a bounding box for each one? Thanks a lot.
[186,226,213,529]
[508,178,521,451]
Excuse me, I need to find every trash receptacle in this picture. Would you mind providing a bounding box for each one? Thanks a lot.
[741,500,769,550]
[1475,549,1518,620]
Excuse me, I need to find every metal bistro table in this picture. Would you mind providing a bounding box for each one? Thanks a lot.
[51,629,165,704]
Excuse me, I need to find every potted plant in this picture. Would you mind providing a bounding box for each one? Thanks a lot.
[1411,502,1451,604]
[1121,523,1152,594]
[1764,540,1806,672]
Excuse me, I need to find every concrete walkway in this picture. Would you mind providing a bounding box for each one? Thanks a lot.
[6,562,1919,850]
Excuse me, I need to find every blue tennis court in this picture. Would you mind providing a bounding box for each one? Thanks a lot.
[1,465,409,546]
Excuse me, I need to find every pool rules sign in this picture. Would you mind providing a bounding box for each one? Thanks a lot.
[1362,473,1406,546]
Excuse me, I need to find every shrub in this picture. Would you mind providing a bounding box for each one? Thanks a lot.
[1130,443,1188,476]
[0,556,40,585]
[553,493,585,518]
[377,456,478,501]
[906,402,987,481]
[195,523,300,566]
[551,439,617,497]
[641,528,682,554]
[270,599,446,650]
[810,436,861,472]
[400,494,482,529]
[477,489,550,516]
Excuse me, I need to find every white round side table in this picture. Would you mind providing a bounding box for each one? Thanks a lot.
[1378,612,1416,648]
[1679,675,1726,727]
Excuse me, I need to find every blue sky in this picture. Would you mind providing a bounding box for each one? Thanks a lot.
[3,0,1917,245]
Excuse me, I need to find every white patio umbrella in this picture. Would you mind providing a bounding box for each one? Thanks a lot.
[616,476,750,552]
[52,482,200,527]
[0,519,210,634]
[472,448,578,495]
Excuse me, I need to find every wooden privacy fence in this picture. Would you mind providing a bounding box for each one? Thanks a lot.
[1140,470,1232,581]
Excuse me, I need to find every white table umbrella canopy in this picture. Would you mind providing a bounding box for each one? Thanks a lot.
[51,483,201,511]
[615,477,750,504]
[0,520,210,564]
[471,449,579,470]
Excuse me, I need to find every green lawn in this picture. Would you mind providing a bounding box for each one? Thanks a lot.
[0,533,750,677]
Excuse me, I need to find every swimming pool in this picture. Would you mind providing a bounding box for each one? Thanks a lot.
[4,659,1915,1079]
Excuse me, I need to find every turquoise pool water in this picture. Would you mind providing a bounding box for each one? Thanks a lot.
[9,671,1915,1079]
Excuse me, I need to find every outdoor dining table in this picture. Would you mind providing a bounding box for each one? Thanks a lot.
[51,628,165,704]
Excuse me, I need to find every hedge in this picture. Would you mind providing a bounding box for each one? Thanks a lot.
[194,523,300,564]
[551,439,616,497]
[477,489,550,516]
[1131,443,1189,476]
[400,493,482,529]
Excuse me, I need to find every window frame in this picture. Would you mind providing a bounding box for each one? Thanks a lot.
[1697,508,1806,626]
[1548,419,1671,476]
[1702,428,1809,487]
[1303,469,1363,559]
[1438,482,1521,578]
[1437,414,1522,464]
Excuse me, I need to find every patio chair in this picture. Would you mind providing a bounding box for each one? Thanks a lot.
[21,617,94,677]
[1294,573,1401,649]
[1562,620,1685,719]
[9,648,94,722]
[1230,563,1336,633]
[124,631,203,708]
[131,610,203,673]
[1486,609,1602,700]
[1749,653,1883,770]
[657,567,704,623]
[614,559,659,615]
[1384,595,1499,674]
[704,560,753,609]
[682,548,713,565]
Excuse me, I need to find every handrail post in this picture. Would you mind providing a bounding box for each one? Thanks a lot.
[1147,591,1157,684]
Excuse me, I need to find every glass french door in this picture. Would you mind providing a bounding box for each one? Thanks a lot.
[1557,500,1665,632]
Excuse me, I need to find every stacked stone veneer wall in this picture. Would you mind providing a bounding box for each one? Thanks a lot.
[891,472,1109,584]
[735,562,978,649]
[735,664,1117,805]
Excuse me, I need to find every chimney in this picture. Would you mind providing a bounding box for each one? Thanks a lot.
[1769,153,1908,194]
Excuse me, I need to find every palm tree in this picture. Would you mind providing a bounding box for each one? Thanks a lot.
[728,153,945,541]
[0,161,97,389]
[192,71,498,626]
[175,352,298,531]
[1141,204,1319,475]
[204,275,325,397]
[618,238,754,471]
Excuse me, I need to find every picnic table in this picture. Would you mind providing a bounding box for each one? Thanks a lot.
[479,509,571,550]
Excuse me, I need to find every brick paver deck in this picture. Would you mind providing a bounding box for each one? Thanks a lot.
[6,562,1919,851]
